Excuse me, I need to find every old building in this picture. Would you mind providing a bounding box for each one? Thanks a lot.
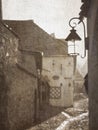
[42,55,74,107]
[3,20,68,55]
[4,20,76,107]
[3,20,72,107]
[0,21,40,130]
[0,19,76,128]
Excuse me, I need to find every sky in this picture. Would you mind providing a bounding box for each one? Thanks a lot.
[2,0,87,70]
[2,0,82,38]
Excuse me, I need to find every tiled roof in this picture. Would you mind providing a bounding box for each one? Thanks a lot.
[3,20,68,56]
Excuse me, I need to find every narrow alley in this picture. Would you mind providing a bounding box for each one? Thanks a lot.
[27,93,88,130]
[1,0,96,130]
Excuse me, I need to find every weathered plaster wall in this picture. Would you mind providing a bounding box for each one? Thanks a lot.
[42,55,74,107]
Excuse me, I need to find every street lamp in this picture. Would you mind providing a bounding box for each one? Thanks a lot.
[65,17,88,58]
[65,17,88,113]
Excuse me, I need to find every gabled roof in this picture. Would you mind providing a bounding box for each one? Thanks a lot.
[3,20,67,56]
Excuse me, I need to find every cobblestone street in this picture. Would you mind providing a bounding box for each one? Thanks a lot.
[27,94,88,130]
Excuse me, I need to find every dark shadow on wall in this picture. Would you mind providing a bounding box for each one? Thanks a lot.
[33,103,65,126]
[0,75,9,130]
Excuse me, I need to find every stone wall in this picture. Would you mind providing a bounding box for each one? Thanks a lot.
[0,22,38,130]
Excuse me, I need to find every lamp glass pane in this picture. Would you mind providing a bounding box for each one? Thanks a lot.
[68,41,79,54]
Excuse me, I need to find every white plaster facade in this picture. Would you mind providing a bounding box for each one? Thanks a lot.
[42,55,74,107]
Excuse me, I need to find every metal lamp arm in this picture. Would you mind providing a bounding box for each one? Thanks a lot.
[69,17,80,28]
[80,20,86,58]
[69,17,86,58]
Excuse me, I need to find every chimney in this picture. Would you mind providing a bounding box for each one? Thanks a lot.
[51,33,55,38]
[0,0,2,20]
